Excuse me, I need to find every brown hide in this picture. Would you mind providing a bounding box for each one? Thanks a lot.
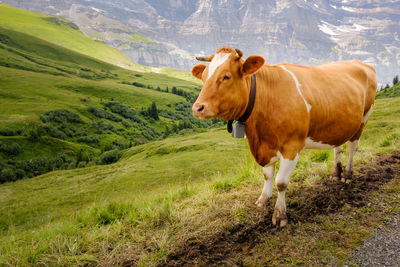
[192,48,377,166]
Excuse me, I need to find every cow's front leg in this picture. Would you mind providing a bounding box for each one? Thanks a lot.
[255,164,275,207]
[272,154,299,227]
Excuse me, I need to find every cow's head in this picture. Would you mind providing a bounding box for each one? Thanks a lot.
[191,47,264,121]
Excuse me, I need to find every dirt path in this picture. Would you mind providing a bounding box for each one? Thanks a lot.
[160,151,400,266]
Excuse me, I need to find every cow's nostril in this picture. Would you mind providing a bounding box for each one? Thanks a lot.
[197,105,204,112]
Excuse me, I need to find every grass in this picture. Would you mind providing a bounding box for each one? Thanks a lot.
[0,25,200,130]
[0,4,135,70]
[0,95,399,265]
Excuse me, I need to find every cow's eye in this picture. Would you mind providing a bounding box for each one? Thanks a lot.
[223,75,231,81]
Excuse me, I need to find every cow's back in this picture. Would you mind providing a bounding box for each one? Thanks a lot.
[281,60,377,146]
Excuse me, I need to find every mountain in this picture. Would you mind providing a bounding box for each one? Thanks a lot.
[2,0,399,85]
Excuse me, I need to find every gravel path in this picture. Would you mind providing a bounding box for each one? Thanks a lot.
[349,213,400,266]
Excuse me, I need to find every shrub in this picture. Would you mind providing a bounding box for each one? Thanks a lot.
[90,120,115,134]
[0,143,22,156]
[0,128,24,136]
[40,109,84,124]
[98,149,121,165]
[88,106,122,122]
[41,124,67,140]
[77,161,87,168]
[26,123,44,141]
[132,82,145,88]
[77,136,100,146]
[0,168,16,183]
[105,101,142,123]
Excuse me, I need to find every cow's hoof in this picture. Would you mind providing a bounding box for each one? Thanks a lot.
[272,207,287,228]
[329,173,340,181]
[255,194,269,207]
[342,171,353,183]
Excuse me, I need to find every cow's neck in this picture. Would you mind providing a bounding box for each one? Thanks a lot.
[244,66,283,166]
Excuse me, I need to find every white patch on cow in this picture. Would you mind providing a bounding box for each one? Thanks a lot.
[207,52,231,80]
[334,145,343,165]
[267,151,282,165]
[362,105,373,124]
[273,154,299,224]
[279,65,312,112]
[255,164,276,207]
[262,165,275,197]
[304,137,335,149]
[345,140,359,175]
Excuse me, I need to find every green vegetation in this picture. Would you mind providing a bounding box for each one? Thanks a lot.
[0,90,399,264]
[0,9,223,182]
[1,3,399,265]
[377,81,400,99]
[0,3,135,69]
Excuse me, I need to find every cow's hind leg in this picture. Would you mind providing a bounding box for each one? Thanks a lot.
[255,164,275,207]
[273,154,299,227]
[343,139,359,183]
[330,145,343,181]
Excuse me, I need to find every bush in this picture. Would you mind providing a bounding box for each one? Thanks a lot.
[132,82,145,88]
[78,136,100,146]
[90,120,115,134]
[105,101,142,123]
[26,123,45,141]
[41,124,67,140]
[77,161,87,168]
[0,143,22,156]
[0,168,16,183]
[40,109,84,124]
[88,106,122,122]
[98,149,121,165]
[0,128,24,136]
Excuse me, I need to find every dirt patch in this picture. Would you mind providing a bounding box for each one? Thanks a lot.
[160,151,400,267]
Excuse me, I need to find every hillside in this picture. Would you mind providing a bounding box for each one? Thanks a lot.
[376,82,400,99]
[0,3,136,70]
[0,13,219,182]
[0,94,399,265]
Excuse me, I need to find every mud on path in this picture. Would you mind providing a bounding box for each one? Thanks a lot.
[161,151,400,267]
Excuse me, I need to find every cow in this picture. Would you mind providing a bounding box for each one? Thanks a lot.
[191,47,377,227]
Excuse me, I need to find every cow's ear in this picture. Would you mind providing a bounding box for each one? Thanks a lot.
[192,64,207,80]
[242,56,265,76]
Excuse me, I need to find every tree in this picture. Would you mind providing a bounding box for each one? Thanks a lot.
[148,101,159,120]
[393,75,399,86]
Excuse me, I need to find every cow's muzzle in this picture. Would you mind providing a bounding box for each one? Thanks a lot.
[192,102,207,119]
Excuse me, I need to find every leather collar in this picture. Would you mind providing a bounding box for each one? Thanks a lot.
[227,74,256,133]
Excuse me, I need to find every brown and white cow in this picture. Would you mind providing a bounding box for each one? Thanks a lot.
[191,47,377,227]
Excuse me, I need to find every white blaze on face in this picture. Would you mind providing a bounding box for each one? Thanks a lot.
[207,52,231,80]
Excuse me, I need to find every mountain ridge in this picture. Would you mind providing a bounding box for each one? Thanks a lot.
[1,0,399,84]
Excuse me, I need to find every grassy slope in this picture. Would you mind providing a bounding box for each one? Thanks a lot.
[376,82,400,98]
[0,3,135,69]
[0,26,199,128]
[0,94,399,265]
[0,4,201,84]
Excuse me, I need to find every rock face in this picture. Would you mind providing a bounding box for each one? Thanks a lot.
[3,0,399,84]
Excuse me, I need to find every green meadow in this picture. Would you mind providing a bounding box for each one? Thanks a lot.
[0,3,135,69]
[1,3,400,265]
[0,94,399,265]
